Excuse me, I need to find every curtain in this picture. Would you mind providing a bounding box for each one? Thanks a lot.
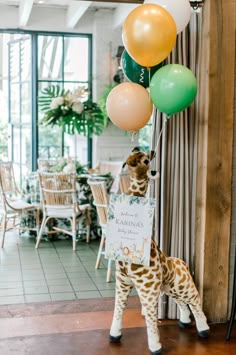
[150,9,203,319]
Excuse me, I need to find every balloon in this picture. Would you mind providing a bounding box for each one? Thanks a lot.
[122,4,177,67]
[144,0,191,34]
[121,50,164,88]
[150,64,197,115]
[106,83,153,131]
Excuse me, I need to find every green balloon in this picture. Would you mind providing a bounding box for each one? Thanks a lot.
[121,50,164,88]
[150,64,197,116]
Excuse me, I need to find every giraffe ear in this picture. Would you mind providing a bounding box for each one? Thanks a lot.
[132,146,140,154]
[149,150,156,161]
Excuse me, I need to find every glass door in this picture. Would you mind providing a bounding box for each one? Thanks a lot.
[8,34,32,185]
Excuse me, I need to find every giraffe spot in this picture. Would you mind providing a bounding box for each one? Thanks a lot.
[131,264,142,271]
[135,270,148,277]
[147,274,154,280]
[167,259,173,270]
[175,259,181,265]
[140,186,146,191]
[154,282,161,290]
[176,268,181,276]
[144,281,155,288]
[131,184,137,190]
[151,248,157,258]
[178,285,185,290]
[179,274,187,284]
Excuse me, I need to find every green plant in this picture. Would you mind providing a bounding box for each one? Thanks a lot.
[38,85,106,137]
[98,83,117,126]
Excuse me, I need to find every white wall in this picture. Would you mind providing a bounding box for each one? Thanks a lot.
[0,5,134,165]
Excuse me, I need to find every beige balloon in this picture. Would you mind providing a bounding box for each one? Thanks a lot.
[106,82,153,131]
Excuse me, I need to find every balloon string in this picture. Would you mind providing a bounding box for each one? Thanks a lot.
[154,115,167,155]
[131,130,138,142]
[147,66,151,88]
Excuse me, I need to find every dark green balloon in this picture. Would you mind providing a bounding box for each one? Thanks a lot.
[121,50,164,88]
[150,64,197,116]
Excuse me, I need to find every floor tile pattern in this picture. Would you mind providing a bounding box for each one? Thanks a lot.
[0,232,138,305]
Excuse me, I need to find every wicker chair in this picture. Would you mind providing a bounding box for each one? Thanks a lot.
[0,162,39,248]
[88,178,113,282]
[36,172,90,251]
[119,172,130,194]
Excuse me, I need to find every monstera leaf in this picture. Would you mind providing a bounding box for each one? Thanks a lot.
[38,85,106,137]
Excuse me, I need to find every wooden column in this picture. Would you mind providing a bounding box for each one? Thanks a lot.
[195,0,236,322]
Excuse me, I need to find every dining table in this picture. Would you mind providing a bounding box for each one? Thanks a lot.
[21,170,114,242]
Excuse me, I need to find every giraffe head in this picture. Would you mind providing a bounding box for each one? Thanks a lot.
[123,147,155,180]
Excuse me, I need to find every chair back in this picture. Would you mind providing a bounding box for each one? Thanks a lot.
[0,162,20,197]
[38,172,78,212]
[37,159,63,172]
[119,172,130,194]
[87,179,109,227]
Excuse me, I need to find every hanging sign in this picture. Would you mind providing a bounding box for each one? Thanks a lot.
[105,194,155,266]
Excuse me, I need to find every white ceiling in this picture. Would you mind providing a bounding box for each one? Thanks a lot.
[0,0,142,28]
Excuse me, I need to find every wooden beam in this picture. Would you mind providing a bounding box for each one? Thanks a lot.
[66,1,92,28]
[73,0,143,3]
[195,0,236,322]
[19,0,34,27]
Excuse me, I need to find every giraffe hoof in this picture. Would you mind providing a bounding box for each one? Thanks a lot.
[178,320,192,329]
[198,330,209,338]
[150,348,162,355]
[109,334,122,343]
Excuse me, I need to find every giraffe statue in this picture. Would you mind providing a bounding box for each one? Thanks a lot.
[109,147,209,355]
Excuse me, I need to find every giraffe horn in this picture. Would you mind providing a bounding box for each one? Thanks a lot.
[150,150,156,161]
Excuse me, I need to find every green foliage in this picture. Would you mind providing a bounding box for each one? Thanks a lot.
[38,85,106,137]
[98,83,117,126]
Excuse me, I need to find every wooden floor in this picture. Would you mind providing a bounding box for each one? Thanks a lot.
[0,296,235,354]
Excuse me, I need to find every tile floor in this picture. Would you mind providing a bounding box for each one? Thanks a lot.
[0,232,136,306]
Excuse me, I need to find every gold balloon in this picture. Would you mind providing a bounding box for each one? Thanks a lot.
[122,4,177,67]
[106,83,153,131]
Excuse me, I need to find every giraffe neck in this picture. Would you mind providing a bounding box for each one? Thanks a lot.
[128,176,149,197]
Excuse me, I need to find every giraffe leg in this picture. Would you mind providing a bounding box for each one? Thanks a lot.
[188,299,210,338]
[109,276,133,342]
[162,258,209,338]
[137,287,162,355]
[176,302,192,328]
[163,286,192,328]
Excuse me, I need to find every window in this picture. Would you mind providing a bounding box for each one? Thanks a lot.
[37,34,92,163]
[0,31,92,183]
